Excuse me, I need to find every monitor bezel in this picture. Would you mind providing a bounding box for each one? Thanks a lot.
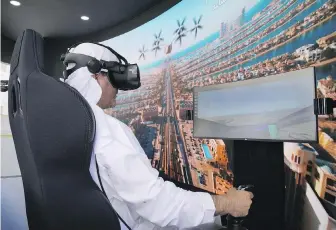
[192,67,319,143]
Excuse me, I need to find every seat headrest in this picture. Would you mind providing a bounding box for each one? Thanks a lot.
[10,29,44,77]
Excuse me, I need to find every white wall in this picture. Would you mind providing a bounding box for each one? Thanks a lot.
[1,62,10,116]
[1,61,29,230]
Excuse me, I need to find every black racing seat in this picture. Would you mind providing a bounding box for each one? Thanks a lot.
[8,29,121,230]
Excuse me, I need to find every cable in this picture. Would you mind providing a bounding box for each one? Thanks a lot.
[95,155,132,230]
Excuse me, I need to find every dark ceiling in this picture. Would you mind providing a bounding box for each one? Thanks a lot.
[1,0,179,41]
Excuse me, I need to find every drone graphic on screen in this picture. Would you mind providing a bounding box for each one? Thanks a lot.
[138,15,203,60]
[138,45,148,60]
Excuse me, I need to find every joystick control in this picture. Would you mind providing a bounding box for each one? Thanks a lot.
[226,185,254,230]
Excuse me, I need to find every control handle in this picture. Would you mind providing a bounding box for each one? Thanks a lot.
[228,185,254,227]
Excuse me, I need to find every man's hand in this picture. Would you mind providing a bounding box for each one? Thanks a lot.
[211,187,253,217]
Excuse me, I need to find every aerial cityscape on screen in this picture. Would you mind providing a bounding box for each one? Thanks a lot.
[194,68,317,141]
[103,0,336,211]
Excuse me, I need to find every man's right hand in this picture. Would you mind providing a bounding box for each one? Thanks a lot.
[211,187,253,217]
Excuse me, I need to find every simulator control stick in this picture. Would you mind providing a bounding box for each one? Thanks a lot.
[226,185,254,230]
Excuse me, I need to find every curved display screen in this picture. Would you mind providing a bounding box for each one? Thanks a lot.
[194,68,318,142]
[102,0,336,200]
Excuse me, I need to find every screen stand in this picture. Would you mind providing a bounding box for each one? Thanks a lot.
[231,140,285,230]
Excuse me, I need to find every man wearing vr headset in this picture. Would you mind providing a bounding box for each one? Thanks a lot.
[62,43,253,230]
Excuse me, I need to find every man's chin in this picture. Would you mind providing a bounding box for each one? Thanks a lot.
[111,100,117,108]
[101,103,115,110]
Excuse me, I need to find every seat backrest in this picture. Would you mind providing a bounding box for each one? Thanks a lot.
[8,29,121,230]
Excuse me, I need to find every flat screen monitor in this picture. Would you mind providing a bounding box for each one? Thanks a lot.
[193,67,318,142]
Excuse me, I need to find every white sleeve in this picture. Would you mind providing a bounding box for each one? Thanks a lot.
[96,124,216,229]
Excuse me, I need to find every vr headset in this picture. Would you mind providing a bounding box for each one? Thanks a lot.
[60,42,141,91]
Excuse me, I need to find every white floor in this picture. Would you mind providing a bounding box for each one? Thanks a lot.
[1,115,29,230]
[1,177,29,230]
